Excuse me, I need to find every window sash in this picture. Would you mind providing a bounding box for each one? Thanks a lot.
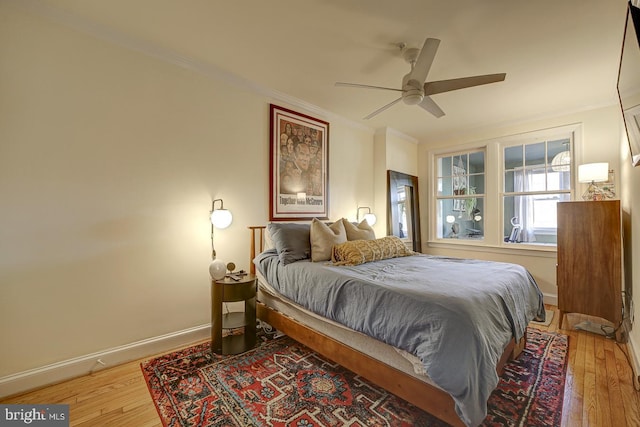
[435,150,486,240]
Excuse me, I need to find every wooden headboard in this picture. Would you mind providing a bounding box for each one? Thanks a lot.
[248,226,266,275]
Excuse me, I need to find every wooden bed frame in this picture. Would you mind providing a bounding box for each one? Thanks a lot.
[248,226,525,427]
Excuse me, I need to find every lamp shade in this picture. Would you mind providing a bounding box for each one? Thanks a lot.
[578,163,609,183]
[210,209,232,229]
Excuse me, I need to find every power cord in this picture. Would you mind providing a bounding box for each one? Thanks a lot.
[607,292,640,391]
[615,340,640,392]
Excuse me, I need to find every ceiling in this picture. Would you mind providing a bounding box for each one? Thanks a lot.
[26,0,630,143]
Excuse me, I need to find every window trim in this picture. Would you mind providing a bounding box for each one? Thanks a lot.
[427,123,582,252]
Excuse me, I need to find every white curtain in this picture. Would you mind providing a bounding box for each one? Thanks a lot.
[513,168,537,242]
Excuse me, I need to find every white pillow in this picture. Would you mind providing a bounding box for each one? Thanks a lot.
[310,218,347,262]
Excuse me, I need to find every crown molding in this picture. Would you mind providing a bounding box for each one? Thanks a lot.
[382,127,419,144]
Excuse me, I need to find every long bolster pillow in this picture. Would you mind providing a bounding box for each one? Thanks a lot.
[331,235,415,266]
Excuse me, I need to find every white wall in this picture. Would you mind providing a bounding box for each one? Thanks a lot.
[0,3,374,385]
[371,128,419,236]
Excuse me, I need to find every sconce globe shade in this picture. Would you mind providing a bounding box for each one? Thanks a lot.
[363,213,377,226]
[446,215,456,224]
[209,259,227,280]
[578,162,609,183]
[210,209,232,229]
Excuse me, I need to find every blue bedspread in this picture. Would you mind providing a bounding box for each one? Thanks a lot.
[254,251,545,427]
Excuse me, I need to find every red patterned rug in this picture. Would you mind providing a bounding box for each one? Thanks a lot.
[141,326,567,426]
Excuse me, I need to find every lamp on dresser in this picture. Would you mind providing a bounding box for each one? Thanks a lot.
[578,162,609,201]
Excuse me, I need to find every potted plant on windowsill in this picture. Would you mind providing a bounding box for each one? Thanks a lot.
[464,187,477,220]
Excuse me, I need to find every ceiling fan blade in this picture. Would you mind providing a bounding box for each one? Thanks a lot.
[423,73,506,95]
[408,38,440,84]
[335,82,402,92]
[419,96,445,118]
[363,97,403,120]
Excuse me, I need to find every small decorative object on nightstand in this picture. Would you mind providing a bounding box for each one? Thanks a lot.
[211,274,257,355]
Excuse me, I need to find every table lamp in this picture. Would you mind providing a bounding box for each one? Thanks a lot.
[578,163,609,201]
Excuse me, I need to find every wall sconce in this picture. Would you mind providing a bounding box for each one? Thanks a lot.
[210,199,233,229]
[578,163,609,201]
[356,206,377,226]
[209,199,232,280]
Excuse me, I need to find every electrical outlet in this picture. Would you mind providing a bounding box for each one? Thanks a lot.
[90,358,107,373]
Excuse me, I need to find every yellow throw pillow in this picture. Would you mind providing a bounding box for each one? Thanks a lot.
[331,236,414,266]
[310,218,347,262]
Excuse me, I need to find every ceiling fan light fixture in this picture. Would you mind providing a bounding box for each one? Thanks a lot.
[402,78,424,105]
[403,90,424,105]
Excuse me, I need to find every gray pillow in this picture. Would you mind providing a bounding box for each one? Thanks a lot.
[267,223,311,265]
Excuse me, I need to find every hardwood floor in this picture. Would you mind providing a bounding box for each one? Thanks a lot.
[2,305,639,426]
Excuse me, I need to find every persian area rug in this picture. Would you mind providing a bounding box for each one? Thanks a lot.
[141,326,568,427]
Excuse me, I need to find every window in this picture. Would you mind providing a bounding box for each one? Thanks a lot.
[435,151,485,240]
[430,124,578,249]
[503,137,572,245]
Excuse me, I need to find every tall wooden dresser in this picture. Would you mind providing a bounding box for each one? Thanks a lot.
[557,200,622,335]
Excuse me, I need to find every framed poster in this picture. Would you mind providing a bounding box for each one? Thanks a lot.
[269,104,329,220]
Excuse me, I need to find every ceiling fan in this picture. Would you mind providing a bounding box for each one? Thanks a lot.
[335,38,506,119]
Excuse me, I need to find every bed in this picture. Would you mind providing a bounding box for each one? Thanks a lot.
[248,222,545,427]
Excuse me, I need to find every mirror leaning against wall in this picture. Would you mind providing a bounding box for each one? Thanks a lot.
[617,0,640,166]
[387,170,422,252]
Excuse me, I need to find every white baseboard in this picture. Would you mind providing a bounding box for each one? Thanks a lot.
[0,323,211,399]
[542,292,558,307]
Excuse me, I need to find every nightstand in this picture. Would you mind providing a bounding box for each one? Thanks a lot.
[211,274,257,355]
